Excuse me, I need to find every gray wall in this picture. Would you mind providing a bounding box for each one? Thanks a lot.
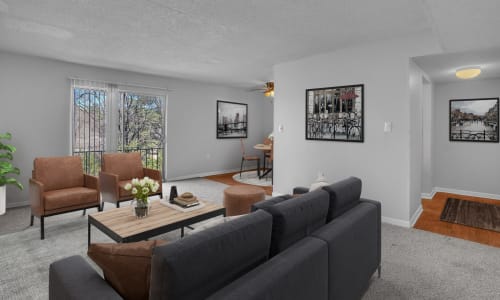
[273,32,440,224]
[0,51,272,207]
[408,60,433,220]
[433,78,500,195]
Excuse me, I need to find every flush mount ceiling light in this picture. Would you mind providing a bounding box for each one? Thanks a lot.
[456,67,481,79]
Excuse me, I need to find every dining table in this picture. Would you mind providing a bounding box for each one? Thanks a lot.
[253,143,272,179]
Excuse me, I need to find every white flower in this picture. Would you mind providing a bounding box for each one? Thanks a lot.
[131,178,139,185]
[131,187,138,195]
[124,183,132,191]
[139,178,146,186]
[151,183,159,193]
[142,187,149,194]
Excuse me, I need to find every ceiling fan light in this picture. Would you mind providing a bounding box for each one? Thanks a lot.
[456,67,481,79]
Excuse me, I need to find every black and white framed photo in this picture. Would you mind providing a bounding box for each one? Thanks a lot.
[216,100,248,139]
[449,98,499,142]
[305,84,364,142]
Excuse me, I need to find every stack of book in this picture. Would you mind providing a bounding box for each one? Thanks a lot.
[173,192,200,208]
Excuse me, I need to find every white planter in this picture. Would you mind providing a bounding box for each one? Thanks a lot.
[0,185,6,215]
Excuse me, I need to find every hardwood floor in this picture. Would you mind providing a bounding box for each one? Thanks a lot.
[414,192,500,248]
[204,171,273,196]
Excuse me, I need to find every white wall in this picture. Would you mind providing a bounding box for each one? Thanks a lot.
[273,32,440,224]
[409,60,433,221]
[433,78,500,196]
[0,51,272,207]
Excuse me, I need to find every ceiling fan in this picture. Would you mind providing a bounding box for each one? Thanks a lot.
[250,81,274,97]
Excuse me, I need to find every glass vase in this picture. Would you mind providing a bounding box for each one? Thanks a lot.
[132,199,150,218]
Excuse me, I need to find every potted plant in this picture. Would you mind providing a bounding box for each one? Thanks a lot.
[124,177,160,218]
[0,132,23,215]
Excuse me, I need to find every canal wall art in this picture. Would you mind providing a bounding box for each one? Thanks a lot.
[449,98,499,143]
[305,84,364,142]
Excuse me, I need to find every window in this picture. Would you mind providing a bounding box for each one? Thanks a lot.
[71,80,166,178]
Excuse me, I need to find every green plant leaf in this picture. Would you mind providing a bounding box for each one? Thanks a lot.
[0,144,16,153]
[0,163,20,176]
[0,152,13,160]
[0,132,12,140]
[0,177,23,190]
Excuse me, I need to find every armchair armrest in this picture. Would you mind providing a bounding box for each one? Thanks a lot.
[84,174,99,190]
[99,171,119,203]
[143,168,162,181]
[30,178,44,216]
[49,255,122,300]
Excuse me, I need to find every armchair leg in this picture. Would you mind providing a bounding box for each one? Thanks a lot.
[82,209,86,216]
[99,203,103,212]
[40,216,45,240]
[116,202,120,208]
[30,214,34,226]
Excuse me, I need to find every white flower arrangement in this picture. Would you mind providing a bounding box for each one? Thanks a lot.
[124,177,160,206]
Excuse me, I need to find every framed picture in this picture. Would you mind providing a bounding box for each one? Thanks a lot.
[449,98,499,142]
[305,84,364,142]
[217,100,248,139]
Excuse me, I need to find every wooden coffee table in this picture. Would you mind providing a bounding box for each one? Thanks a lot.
[88,200,225,245]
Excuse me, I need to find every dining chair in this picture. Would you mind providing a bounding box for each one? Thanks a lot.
[263,137,272,172]
[260,140,273,184]
[240,139,260,177]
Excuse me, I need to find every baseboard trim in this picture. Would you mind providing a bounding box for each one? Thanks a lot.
[271,191,284,197]
[7,200,30,208]
[382,216,410,228]
[410,204,423,227]
[421,190,436,199]
[167,168,241,181]
[426,187,500,201]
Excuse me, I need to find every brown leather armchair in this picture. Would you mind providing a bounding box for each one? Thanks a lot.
[30,156,101,240]
[99,152,163,208]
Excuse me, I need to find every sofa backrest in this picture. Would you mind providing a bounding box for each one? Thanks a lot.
[149,210,273,300]
[250,194,292,212]
[102,152,144,181]
[322,176,362,222]
[260,189,329,257]
[33,156,84,191]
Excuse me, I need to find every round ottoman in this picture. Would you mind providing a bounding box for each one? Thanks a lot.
[223,185,266,216]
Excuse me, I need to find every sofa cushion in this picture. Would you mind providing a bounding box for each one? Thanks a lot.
[44,187,99,211]
[207,237,329,300]
[322,176,362,221]
[102,152,144,181]
[33,156,84,191]
[149,210,273,300]
[311,202,379,300]
[250,194,293,212]
[262,189,329,257]
[87,240,167,300]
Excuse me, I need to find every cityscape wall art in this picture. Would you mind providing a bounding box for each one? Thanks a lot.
[449,98,499,143]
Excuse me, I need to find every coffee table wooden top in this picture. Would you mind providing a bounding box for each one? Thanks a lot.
[88,200,225,243]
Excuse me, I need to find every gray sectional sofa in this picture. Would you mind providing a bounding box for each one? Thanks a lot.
[49,176,381,300]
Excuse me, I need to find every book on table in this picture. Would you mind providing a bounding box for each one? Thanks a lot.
[173,198,200,208]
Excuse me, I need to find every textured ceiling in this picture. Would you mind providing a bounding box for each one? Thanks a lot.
[0,0,500,87]
[413,48,500,84]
